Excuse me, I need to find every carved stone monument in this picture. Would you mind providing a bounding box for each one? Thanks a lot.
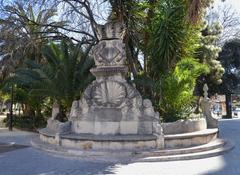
[40,21,164,150]
[34,22,232,162]
[200,84,218,128]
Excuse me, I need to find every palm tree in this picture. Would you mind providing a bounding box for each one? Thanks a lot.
[3,40,94,119]
[0,2,64,82]
[40,41,94,107]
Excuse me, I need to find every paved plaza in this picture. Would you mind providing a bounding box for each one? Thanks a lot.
[0,119,239,175]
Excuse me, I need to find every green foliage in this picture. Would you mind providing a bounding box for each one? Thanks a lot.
[218,39,240,94]
[35,41,94,108]
[197,23,224,85]
[0,1,63,81]
[148,0,201,76]
[0,90,10,102]
[3,40,94,113]
[107,0,217,123]
[1,82,45,119]
[217,39,240,118]
[3,115,47,131]
[158,57,209,122]
[0,0,219,126]
[132,0,209,122]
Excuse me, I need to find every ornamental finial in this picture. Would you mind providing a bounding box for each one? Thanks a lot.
[203,84,209,100]
[96,21,125,40]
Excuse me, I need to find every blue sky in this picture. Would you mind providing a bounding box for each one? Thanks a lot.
[214,0,240,11]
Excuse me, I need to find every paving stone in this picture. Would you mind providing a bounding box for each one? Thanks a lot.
[0,119,239,175]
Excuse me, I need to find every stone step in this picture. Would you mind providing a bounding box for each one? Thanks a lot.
[32,136,234,162]
[138,139,225,157]
[135,140,234,162]
[164,128,219,148]
[31,137,134,162]
[164,128,218,140]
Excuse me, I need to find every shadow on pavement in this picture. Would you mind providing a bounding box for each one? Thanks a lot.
[0,143,29,154]
[202,119,240,175]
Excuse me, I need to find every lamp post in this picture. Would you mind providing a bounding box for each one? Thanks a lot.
[9,84,14,131]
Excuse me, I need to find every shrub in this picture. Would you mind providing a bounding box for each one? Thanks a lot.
[3,115,47,131]
[158,57,209,122]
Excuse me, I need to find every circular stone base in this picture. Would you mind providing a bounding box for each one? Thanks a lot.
[31,136,234,162]
[31,137,135,162]
[39,128,159,151]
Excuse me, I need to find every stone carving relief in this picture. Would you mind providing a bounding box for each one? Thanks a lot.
[51,101,60,119]
[69,100,80,118]
[93,40,126,66]
[96,22,125,40]
[91,81,127,107]
[143,99,155,116]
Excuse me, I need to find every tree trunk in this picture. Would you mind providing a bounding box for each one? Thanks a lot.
[0,102,3,113]
[22,104,35,117]
[143,0,157,73]
[18,107,21,117]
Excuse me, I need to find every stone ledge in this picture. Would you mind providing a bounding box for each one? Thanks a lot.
[90,66,128,76]
[165,128,218,140]
[162,118,207,134]
[164,128,219,148]
[39,128,157,141]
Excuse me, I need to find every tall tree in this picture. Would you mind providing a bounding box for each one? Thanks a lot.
[218,39,240,118]
[206,3,240,45]
[0,1,64,82]
[194,23,225,97]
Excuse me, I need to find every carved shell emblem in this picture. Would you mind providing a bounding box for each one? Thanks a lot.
[92,81,126,107]
[99,45,120,63]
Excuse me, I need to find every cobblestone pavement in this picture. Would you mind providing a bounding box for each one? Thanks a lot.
[0,119,240,175]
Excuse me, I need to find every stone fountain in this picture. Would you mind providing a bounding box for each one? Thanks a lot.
[38,21,164,151]
[34,22,232,162]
